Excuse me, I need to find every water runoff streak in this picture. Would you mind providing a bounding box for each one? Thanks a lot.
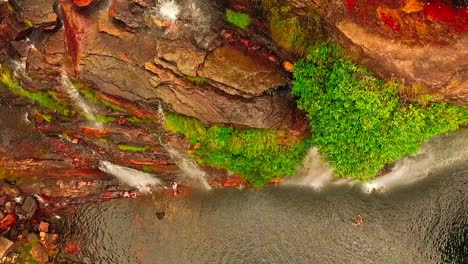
[99,161,162,192]
[157,104,211,190]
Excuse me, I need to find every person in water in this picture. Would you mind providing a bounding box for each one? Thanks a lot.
[353,215,364,226]
[171,181,178,196]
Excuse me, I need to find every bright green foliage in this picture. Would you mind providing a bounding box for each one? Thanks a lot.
[118,145,149,152]
[186,76,209,86]
[0,69,71,115]
[127,116,152,124]
[225,9,251,29]
[165,113,312,187]
[292,43,467,180]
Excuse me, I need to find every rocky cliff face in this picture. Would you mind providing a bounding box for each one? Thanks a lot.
[284,0,468,104]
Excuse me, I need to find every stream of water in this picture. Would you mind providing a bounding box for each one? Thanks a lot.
[59,129,468,264]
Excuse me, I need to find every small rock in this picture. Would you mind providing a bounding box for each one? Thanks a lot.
[1,184,22,197]
[73,0,94,7]
[0,236,14,258]
[72,138,79,144]
[156,212,165,220]
[282,61,294,72]
[4,201,15,214]
[30,243,49,264]
[0,195,6,206]
[65,242,79,254]
[0,213,17,232]
[38,221,49,233]
[20,196,38,219]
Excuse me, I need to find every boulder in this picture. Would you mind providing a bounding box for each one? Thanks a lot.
[15,0,58,30]
[0,236,13,258]
[30,243,48,264]
[38,221,49,233]
[109,0,148,29]
[20,196,38,219]
[156,38,206,76]
[198,45,288,97]
[0,213,17,232]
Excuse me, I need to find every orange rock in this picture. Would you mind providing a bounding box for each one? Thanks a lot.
[0,213,17,232]
[282,61,294,72]
[65,242,79,254]
[402,0,425,13]
[269,178,283,184]
[222,175,247,188]
[193,142,201,150]
[80,127,111,137]
[73,0,94,7]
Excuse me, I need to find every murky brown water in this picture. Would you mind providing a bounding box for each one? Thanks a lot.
[59,130,468,264]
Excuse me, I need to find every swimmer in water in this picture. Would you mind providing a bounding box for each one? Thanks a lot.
[352,215,364,226]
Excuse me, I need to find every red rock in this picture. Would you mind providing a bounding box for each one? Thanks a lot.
[73,0,94,7]
[222,175,247,188]
[239,38,250,47]
[65,242,79,254]
[80,127,111,137]
[0,213,17,232]
[268,55,277,63]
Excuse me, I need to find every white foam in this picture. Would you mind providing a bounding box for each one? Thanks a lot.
[158,0,180,21]
[99,161,161,192]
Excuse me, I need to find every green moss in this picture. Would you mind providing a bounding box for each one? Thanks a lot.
[142,165,156,172]
[268,5,322,55]
[0,69,71,115]
[127,116,152,124]
[225,9,251,29]
[186,76,209,86]
[118,145,149,152]
[165,113,312,188]
[23,19,34,28]
[292,43,467,181]
[40,113,53,123]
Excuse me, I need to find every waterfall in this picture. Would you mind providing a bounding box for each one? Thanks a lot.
[362,128,468,193]
[156,104,211,190]
[288,129,468,193]
[158,0,180,20]
[99,161,162,192]
[284,148,333,189]
[61,73,102,128]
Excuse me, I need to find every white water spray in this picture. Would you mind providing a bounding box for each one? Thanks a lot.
[156,104,210,190]
[99,161,161,192]
[158,0,180,21]
[61,74,102,128]
[284,148,333,189]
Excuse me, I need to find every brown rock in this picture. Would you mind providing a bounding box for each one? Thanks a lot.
[109,0,147,29]
[0,236,13,258]
[20,196,38,219]
[335,21,468,104]
[198,45,287,97]
[1,183,22,197]
[30,243,49,264]
[38,221,49,233]
[156,38,206,76]
[16,0,58,30]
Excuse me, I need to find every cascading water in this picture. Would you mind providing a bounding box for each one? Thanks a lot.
[284,147,333,189]
[289,129,468,193]
[98,161,162,192]
[157,104,211,190]
[158,0,180,21]
[61,73,102,128]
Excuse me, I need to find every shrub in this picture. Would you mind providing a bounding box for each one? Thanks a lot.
[292,43,467,180]
[225,9,251,29]
[186,76,208,86]
[165,113,312,187]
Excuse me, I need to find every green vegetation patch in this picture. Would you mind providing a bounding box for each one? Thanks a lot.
[165,113,312,188]
[186,76,209,86]
[23,19,33,28]
[118,145,150,152]
[261,1,323,55]
[292,43,467,181]
[0,69,71,115]
[225,9,251,29]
